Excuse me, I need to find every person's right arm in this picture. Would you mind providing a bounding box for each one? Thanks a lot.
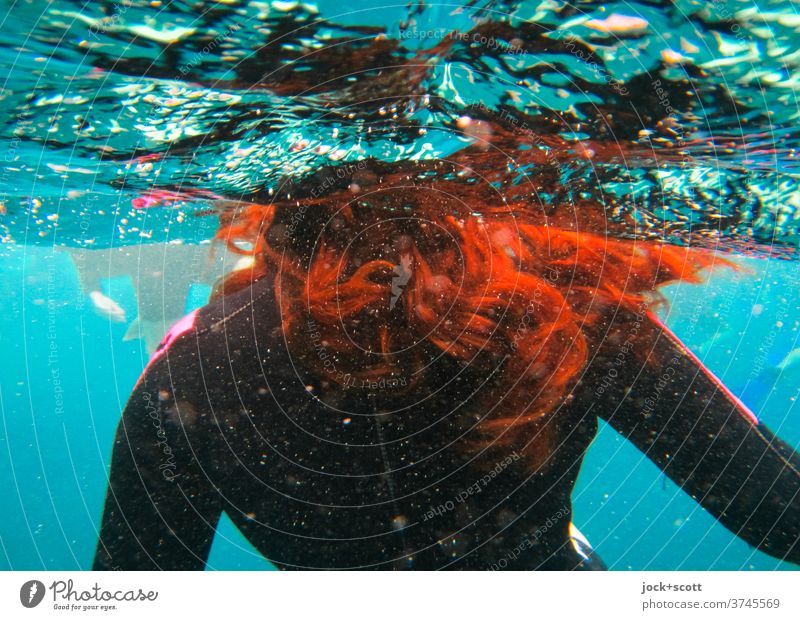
[595,312,800,564]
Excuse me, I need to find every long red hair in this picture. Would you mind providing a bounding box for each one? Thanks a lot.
[212,169,720,465]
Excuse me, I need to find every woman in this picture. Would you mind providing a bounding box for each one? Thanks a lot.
[94,162,800,570]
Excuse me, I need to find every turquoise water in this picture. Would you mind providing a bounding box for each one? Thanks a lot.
[2,0,800,570]
[1,246,798,570]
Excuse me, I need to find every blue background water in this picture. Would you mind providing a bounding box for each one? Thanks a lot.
[2,0,800,571]
[1,244,798,570]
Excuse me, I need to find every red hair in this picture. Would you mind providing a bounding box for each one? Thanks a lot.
[212,174,721,465]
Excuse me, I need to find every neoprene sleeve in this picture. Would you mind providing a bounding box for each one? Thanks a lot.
[597,314,800,564]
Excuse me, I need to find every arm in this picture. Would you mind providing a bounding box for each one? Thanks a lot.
[595,313,800,564]
[94,352,222,570]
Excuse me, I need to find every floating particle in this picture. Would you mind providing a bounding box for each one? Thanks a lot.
[661,49,688,64]
[456,116,493,147]
[585,14,649,34]
[680,37,700,54]
[127,24,196,44]
[272,1,299,11]
[289,139,309,152]
[392,515,408,530]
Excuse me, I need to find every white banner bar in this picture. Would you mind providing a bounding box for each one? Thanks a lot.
[2,571,797,620]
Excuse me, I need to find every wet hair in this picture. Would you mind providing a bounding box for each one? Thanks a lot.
[212,164,721,466]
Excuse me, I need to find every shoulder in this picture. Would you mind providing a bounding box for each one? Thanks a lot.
[147,274,276,365]
[132,274,282,393]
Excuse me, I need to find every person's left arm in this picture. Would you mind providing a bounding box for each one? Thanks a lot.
[94,352,222,570]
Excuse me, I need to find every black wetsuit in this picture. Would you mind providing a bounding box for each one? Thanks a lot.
[94,275,800,570]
